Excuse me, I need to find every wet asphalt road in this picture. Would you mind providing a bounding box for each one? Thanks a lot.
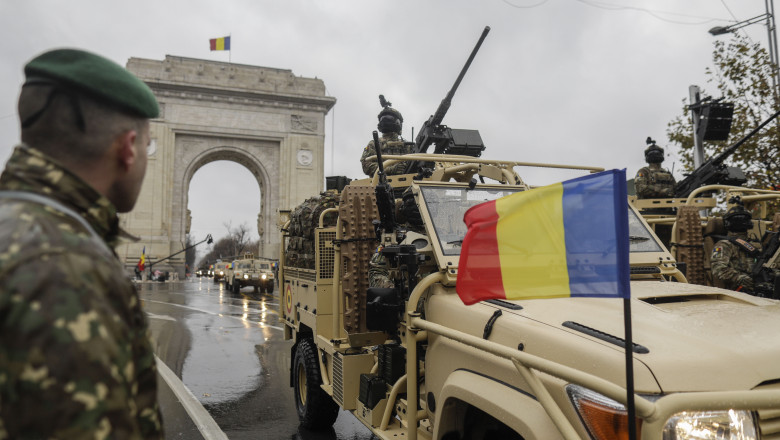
[138,278,375,440]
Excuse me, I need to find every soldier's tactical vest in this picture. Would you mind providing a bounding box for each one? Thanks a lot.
[650,169,674,186]
[382,139,412,155]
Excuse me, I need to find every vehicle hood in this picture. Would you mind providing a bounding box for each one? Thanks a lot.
[429,281,780,393]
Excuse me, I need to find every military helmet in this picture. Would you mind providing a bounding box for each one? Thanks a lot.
[378,107,403,134]
[644,143,665,164]
[723,204,753,232]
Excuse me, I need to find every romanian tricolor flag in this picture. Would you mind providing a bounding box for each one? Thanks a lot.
[456,169,630,305]
[209,36,231,51]
[137,246,146,271]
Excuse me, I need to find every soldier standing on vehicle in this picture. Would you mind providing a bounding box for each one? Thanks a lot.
[711,203,761,292]
[361,96,414,177]
[635,137,677,198]
[0,49,163,438]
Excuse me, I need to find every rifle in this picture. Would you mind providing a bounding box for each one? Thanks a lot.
[752,231,780,298]
[373,130,397,234]
[404,26,491,175]
[673,109,780,197]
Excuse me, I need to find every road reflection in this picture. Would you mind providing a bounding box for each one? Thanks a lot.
[140,278,374,439]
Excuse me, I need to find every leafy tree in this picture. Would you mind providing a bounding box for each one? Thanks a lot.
[666,34,779,192]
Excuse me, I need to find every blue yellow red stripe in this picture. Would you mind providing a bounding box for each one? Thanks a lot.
[457,169,629,305]
[210,36,231,51]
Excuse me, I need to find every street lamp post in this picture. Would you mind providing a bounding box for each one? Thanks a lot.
[708,1,780,99]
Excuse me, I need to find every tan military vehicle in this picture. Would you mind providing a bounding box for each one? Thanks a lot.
[225,253,275,294]
[212,259,228,283]
[633,185,780,297]
[279,153,780,440]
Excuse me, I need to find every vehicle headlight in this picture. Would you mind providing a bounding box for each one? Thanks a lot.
[219,270,224,275]
[244,274,249,279]
[261,274,267,280]
[663,410,757,440]
[568,385,758,440]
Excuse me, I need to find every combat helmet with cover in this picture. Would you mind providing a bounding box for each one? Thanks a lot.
[723,198,754,232]
[644,137,665,164]
[377,95,403,134]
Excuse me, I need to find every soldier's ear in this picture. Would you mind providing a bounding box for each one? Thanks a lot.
[116,129,138,172]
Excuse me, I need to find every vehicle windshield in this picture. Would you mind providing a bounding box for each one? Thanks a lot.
[420,185,663,256]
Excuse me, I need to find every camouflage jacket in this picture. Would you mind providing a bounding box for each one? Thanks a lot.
[360,133,414,177]
[635,165,676,198]
[710,232,760,292]
[0,146,163,439]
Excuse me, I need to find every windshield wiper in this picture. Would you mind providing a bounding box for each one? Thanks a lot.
[447,240,464,246]
[629,235,650,243]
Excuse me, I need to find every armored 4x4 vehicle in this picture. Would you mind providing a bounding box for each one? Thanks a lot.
[212,259,228,283]
[279,152,780,440]
[225,253,275,294]
[633,185,780,297]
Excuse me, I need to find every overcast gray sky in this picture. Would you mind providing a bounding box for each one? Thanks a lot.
[0,0,769,261]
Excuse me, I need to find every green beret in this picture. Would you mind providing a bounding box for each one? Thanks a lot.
[24,48,159,118]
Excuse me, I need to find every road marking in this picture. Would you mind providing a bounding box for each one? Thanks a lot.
[147,312,177,321]
[155,355,229,440]
[143,299,284,331]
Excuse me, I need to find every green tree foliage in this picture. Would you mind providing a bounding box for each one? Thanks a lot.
[666,34,779,190]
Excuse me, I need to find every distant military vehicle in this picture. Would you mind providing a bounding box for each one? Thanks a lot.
[212,259,228,283]
[225,253,275,294]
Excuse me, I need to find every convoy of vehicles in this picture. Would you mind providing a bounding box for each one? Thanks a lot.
[277,152,780,440]
[273,24,780,438]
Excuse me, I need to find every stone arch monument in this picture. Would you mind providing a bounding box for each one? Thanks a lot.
[117,55,336,276]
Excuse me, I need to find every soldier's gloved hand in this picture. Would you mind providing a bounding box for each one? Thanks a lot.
[737,275,754,292]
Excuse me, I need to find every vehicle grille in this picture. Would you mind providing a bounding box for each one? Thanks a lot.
[318,231,336,280]
[284,267,316,282]
[333,352,344,406]
[757,382,780,439]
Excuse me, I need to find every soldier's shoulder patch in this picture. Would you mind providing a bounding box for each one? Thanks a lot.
[711,246,723,259]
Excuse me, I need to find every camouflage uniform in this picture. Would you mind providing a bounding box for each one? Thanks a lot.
[635,163,676,198]
[0,146,163,439]
[368,246,394,289]
[710,232,760,292]
[360,133,414,177]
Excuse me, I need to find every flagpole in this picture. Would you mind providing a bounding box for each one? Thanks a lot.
[623,297,637,440]
[229,33,232,63]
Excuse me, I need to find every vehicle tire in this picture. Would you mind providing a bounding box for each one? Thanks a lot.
[293,338,339,429]
[232,280,240,294]
[225,278,231,290]
[266,281,274,294]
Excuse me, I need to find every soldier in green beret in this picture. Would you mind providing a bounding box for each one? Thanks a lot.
[0,49,163,438]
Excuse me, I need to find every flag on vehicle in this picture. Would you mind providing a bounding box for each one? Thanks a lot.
[456,169,630,305]
[137,246,146,271]
[209,36,231,51]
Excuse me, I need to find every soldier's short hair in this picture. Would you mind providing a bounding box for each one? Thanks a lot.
[18,84,147,164]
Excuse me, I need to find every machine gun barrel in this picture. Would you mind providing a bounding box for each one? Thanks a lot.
[406,26,490,175]
[673,108,780,197]
[429,26,491,128]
